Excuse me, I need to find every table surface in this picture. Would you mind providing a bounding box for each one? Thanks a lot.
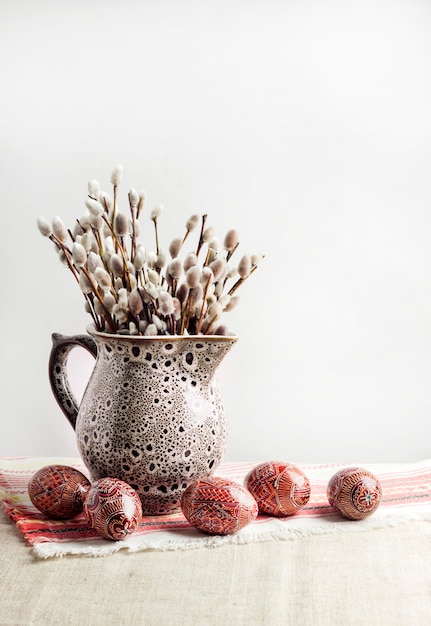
[1,511,431,626]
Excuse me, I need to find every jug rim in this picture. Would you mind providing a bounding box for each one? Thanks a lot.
[86,324,239,342]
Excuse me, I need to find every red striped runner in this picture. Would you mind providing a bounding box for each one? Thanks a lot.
[1,457,431,558]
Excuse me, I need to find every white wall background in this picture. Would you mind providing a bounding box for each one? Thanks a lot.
[1,0,431,463]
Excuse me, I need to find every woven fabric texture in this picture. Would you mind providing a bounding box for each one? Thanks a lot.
[1,457,431,558]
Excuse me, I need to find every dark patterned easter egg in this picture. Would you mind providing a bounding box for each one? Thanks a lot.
[83,477,143,541]
[327,467,382,520]
[28,464,91,519]
[245,461,311,516]
[181,477,258,535]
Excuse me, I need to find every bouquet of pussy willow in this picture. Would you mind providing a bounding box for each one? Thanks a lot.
[37,165,263,336]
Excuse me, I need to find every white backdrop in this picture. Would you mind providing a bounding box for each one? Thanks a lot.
[1,0,431,463]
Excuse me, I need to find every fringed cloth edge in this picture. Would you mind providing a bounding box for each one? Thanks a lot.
[1,457,431,559]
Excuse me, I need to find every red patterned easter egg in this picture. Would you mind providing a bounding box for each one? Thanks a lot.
[28,464,91,519]
[83,477,143,541]
[245,461,311,516]
[327,467,382,520]
[181,477,258,535]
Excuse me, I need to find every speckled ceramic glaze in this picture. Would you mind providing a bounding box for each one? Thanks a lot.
[49,326,237,515]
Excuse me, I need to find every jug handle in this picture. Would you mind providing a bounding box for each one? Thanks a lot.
[49,333,98,430]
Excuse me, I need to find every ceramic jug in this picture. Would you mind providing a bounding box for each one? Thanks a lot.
[49,325,237,515]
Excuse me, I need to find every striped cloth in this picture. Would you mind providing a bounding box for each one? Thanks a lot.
[1,456,431,558]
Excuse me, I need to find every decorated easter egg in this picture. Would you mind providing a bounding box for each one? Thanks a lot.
[181,476,258,535]
[83,477,143,541]
[245,461,311,516]
[327,467,382,520]
[28,464,91,519]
